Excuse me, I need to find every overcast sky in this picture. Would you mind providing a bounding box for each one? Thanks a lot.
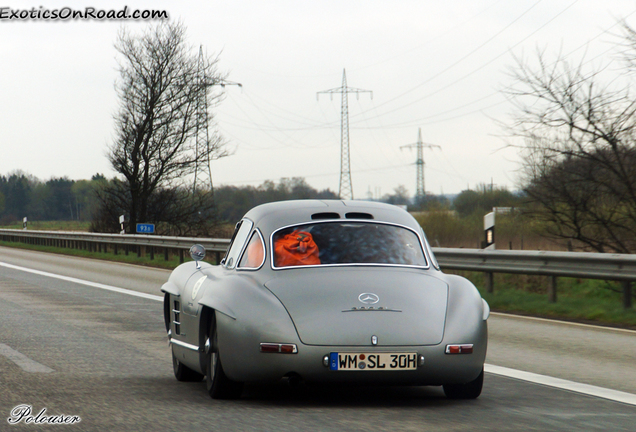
[2,0,636,198]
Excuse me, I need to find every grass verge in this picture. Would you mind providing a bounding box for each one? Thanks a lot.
[0,240,215,270]
[451,271,636,330]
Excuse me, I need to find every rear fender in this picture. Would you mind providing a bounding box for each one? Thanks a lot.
[198,274,301,381]
[443,274,488,365]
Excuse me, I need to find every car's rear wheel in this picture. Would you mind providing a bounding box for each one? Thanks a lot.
[205,314,243,399]
[172,347,204,382]
[443,367,484,399]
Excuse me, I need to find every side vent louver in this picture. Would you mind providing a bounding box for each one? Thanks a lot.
[173,300,181,335]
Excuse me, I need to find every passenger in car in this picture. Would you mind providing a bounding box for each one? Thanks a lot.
[274,230,321,267]
[238,232,265,268]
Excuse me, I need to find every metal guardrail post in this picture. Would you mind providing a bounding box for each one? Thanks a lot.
[549,276,557,303]
[623,281,632,309]
[485,272,494,293]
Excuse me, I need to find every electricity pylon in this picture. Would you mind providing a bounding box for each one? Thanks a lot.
[317,69,372,200]
[193,46,241,195]
[400,128,440,200]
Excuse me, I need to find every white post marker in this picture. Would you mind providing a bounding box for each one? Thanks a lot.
[484,211,495,250]
[22,217,27,230]
[119,215,125,234]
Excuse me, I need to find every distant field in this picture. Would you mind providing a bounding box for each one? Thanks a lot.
[415,211,574,251]
[0,220,91,231]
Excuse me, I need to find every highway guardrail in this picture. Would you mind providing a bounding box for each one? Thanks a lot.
[0,229,632,308]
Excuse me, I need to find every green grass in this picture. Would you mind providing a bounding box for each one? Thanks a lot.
[0,240,217,270]
[451,271,636,329]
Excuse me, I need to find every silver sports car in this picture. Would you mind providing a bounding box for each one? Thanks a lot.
[161,200,489,399]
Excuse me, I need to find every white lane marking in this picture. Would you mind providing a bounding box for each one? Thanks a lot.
[0,262,163,302]
[4,260,636,405]
[485,364,636,406]
[0,343,54,373]
[491,312,636,334]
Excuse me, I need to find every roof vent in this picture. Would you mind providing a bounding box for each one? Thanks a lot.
[311,212,341,220]
[345,212,374,220]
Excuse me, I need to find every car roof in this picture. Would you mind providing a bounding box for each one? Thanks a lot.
[243,200,421,235]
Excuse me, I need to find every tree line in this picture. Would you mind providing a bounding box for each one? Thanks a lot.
[0,171,336,234]
[0,167,521,231]
[0,171,105,225]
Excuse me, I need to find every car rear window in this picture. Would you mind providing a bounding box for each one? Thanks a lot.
[272,222,427,268]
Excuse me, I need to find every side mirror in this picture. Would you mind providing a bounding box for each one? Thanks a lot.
[189,244,206,269]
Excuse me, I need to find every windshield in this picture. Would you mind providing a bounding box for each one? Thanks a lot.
[271,222,428,268]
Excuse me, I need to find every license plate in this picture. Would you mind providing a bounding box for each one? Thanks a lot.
[329,352,417,371]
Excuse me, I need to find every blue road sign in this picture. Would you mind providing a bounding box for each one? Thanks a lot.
[136,223,155,234]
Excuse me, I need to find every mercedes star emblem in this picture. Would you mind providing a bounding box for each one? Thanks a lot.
[358,293,380,304]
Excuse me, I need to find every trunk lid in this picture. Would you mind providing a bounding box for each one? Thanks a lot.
[264,267,447,346]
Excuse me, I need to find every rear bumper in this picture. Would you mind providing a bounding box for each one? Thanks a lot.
[219,323,487,385]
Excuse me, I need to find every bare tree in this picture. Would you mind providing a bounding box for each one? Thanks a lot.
[503,36,636,253]
[106,21,228,233]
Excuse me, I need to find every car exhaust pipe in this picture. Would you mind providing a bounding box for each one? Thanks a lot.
[285,373,304,388]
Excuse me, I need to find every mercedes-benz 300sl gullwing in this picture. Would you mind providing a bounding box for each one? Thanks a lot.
[161,200,489,399]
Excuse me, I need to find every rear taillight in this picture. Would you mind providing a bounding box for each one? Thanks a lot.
[260,343,298,354]
[445,344,473,354]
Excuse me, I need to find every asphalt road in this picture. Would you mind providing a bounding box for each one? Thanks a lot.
[1,246,635,431]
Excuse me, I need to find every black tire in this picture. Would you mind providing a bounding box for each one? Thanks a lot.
[443,367,484,399]
[163,293,171,334]
[172,347,204,382]
[205,314,243,399]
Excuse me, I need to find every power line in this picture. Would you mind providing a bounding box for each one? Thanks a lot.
[192,45,242,195]
[400,128,440,199]
[348,0,581,123]
[317,69,372,200]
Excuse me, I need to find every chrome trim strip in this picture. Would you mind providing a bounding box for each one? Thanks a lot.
[342,308,402,313]
[223,218,254,270]
[169,338,200,352]
[274,262,428,270]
